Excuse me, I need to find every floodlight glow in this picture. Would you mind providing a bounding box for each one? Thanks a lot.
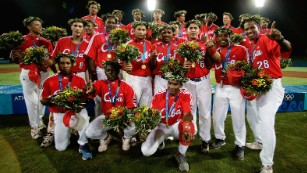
[147,0,156,11]
[255,0,265,8]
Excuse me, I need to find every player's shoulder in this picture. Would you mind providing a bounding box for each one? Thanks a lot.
[44,73,58,82]
[153,89,167,98]
[179,88,191,95]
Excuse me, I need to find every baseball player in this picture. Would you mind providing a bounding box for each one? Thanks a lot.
[85,61,137,152]
[174,10,188,39]
[84,14,118,117]
[51,18,89,80]
[200,12,219,42]
[211,27,248,160]
[141,64,194,172]
[10,16,54,140]
[42,18,90,147]
[241,15,292,173]
[124,21,153,107]
[81,0,104,34]
[150,25,178,94]
[169,21,187,45]
[126,9,145,40]
[179,19,221,154]
[41,53,92,160]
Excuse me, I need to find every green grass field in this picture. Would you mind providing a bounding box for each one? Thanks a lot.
[0,63,306,173]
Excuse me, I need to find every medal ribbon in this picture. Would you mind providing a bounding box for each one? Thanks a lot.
[107,80,121,106]
[58,74,73,91]
[163,44,172,61]
[165,90,179,126]
[222,45,233,69]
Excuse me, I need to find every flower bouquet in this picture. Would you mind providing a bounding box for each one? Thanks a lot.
[226,61,249,86]
[21,46,49,65]
[280,57,292,69]
[176,41,204,68]
[50,87,88,129]
[239,68,273,100]
[231,33,244,44]
[50,87,88,112]
[0,30,24,50]
[42,26,67,43]
[115,43,140,63]
[102,106,131,133]
[160,58,188,83]
[109,28,129,44]
[129,105,160,140]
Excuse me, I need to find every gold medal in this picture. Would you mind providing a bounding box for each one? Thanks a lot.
[191,62,196,68]
[107,53,112,59]
[141,64,146,69]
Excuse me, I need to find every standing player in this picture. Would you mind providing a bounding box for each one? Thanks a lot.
[51,18,89,80]
[126,9,145,40]
[241,15,292,173]
[41,53,92,160]
[10,16,54,139]
[141,61,194,172]
[174,10,188,39]
[211,27,248,160]
[85,61,137,152]
[180,19,221,154]
[81,0,104,34]
[222,12,239,33]
[125,21,153,107]
[150,25,178,94]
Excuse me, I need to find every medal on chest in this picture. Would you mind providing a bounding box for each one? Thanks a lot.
[141,64,146,69]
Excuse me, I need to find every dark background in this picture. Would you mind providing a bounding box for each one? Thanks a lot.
[1,0,306,57]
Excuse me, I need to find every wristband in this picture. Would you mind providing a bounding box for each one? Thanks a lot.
[208,48,217,55]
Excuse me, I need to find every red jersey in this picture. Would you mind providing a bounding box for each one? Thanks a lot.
[127,39,153,76]
[84,33,116,68]
[19,34,53,69]
[126,22,151,40]
[93,79,137,116]
[151,89,192,126]
[260,28,271,35]
[51,36,89,73]
[172,37,186,45]
[248,35,292,78]
[81,15,105,34]
[214,44,248,84]
[178,40,210,78]
[200,23,219,41]
[41,74,86,112]
[152,42,178,76]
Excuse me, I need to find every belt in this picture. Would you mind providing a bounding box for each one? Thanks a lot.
[189,75,207,82]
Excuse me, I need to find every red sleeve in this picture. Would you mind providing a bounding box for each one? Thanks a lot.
[93,80,103,97]
[182,92,192,114]
[41,78,51,100]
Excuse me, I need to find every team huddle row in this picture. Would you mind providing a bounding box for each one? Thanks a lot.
[10,0,292,172]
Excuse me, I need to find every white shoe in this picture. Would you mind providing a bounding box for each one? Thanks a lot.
[31,128,42,139]
[260,166,273,173]
[98,135,112,152]
[166,136,174,140]
[122,137,131,151]
[130,137,138,146]
[41,133,54,147]
[246,141,263,150]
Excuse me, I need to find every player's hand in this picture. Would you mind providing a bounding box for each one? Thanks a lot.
[124,62,132,73]
[150,49,158,60]
[205,40,216,50]
[86,80,94,94]
[10,50,21,64]
[201,35,207,42]
[182,131,194,143]
[268,21,283,41]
